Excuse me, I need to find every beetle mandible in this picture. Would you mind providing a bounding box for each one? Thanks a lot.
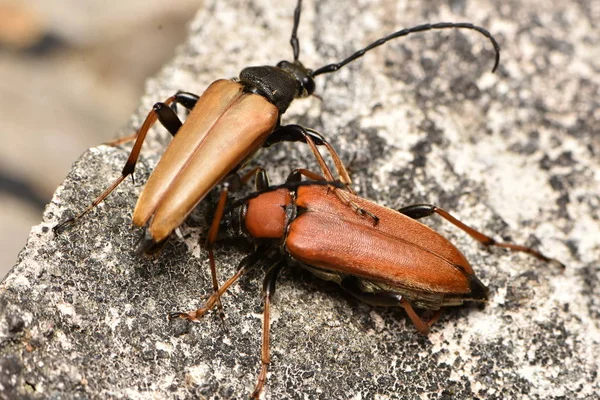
[170,168,564,398]
[53,0,500,312]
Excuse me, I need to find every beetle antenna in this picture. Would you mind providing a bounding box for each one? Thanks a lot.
[290,0,303,62]
[311,22,500,77]
[226,179,344,212]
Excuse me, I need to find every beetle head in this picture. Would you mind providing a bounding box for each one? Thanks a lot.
[277,60,316,98]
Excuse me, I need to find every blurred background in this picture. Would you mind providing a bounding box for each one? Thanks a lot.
[0,0,201,279]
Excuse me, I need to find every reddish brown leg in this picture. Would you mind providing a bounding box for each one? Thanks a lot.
[339,277,443,335]
[251,261,283,399]
[204,182,232,320]
[265,124,379,223]
[399,298,442,335]
[203,168,271,320]
[53,93,191,234]
[289,168,326,182]
[104,132,138,147]
[398,204,564,268]
[265,124,354,191]
[301,133,379,224]
[288,168,379,224]
[297,129,348,187]
[170,245,271,321]
[303,127,354,194]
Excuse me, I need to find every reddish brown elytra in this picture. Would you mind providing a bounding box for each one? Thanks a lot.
[171,169,563,398]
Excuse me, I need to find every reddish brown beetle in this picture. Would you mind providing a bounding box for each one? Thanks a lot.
[170,169,564,398]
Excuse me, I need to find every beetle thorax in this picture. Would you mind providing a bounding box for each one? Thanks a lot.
[243,188,293,240]
[239,61,315,114]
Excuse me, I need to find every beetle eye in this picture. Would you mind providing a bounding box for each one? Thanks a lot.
[302,76,315,96]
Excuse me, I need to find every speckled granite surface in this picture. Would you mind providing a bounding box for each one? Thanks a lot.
[2,1,598,398]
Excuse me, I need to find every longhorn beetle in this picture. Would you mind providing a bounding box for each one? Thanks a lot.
[54,0,500,312]
[170,168,564,398]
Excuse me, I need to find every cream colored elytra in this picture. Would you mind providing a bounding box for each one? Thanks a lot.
[133,80,278,242]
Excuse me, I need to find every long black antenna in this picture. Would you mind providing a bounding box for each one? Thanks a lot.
[290,0,303,62]
[310,22,501,76]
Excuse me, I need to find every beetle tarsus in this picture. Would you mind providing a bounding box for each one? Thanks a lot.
[171,247,270,329]
[53,217,75,234]
[168,311,199,321]
[104,132,137,147]
[524,248,566,270]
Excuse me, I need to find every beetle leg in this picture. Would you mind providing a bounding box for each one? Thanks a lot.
[286,168,324,183]
[169,245,273,321]
[203,170,269,320]
[251,260,284,399]
[398,204,565,268]
[240,167,270,190]
[266,124,380,224]
[292,128,379,224]
[339,277,438,334]
[399,298,438,335]
[286,167,380,225]
[53,95,192,234]
[105,92,199,146]
[202,169,272,319]
[205,182,232,320]
[264,124,353,191]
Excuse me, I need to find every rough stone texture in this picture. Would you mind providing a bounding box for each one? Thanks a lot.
[1,0,598,399]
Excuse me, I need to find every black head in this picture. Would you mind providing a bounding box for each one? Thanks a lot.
[276,60,315,97]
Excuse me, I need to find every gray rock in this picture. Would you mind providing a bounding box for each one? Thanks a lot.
[2,0,598,399]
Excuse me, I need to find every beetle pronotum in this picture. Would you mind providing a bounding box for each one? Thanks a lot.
[170,168,564,398]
